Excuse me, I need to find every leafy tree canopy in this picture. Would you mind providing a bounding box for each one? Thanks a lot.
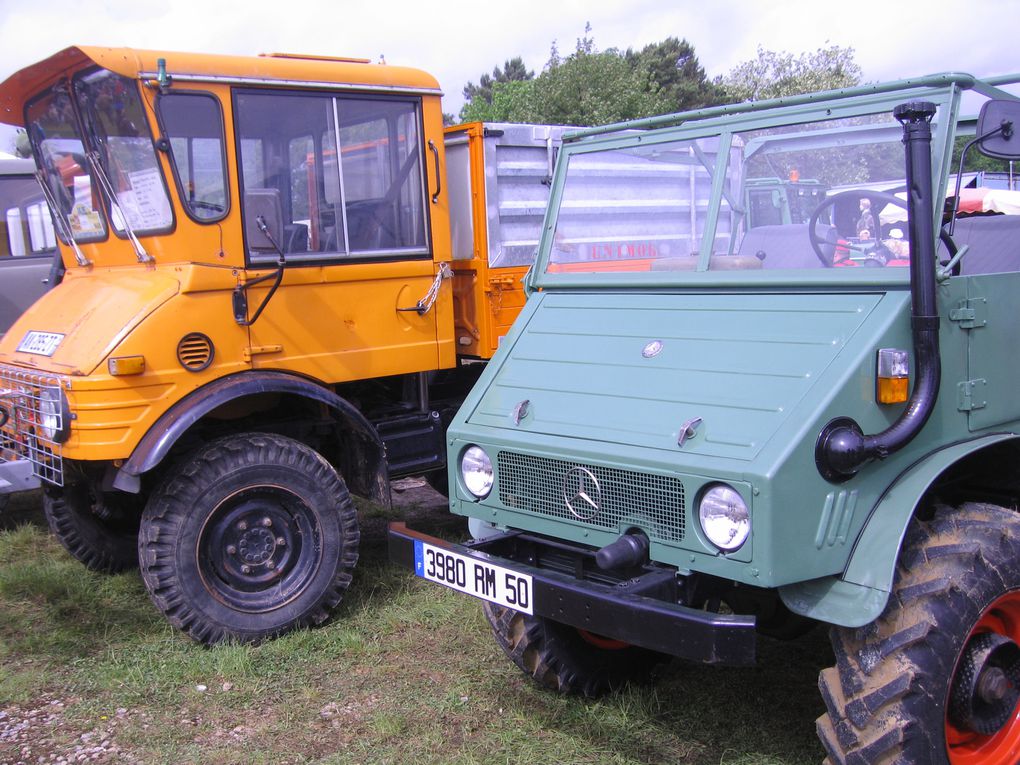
[461,57,534,107]
[459,26,721,126]
[719,44,862,102]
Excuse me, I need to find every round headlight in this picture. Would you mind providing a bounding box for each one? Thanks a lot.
[38,386,70,443]
[460,445,494,498]
[698,484,750,551]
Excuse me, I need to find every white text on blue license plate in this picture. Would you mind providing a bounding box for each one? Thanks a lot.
[414,541,533,615]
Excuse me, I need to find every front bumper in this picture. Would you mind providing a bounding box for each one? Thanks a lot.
[388,522,757,665]
[0,458,40,498]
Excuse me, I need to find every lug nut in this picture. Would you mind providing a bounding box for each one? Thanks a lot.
[276,537,286,547]
[226,545,237,555]
[266,560,275,570]
[238,521,248,531]
[262,517,272,527]
[241,565,252,574]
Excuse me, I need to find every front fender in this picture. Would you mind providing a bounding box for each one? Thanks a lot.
[780,433,1019,627]
[111,370,388,505]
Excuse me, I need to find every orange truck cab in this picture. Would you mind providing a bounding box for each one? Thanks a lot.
[0,46,571,643]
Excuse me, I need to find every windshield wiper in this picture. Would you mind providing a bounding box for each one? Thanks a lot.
[86,151,154,263]
[33,170,91,267]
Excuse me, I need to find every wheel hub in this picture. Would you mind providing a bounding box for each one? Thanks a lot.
[237,525,277,566]
[949,632,1020,735]
[198,486,320,613]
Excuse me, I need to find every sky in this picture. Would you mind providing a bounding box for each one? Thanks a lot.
[0,0,1015,152]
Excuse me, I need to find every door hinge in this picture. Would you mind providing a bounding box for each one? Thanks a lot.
[244,345,283,361]
[957,379,988,412]
[948,298,987,330]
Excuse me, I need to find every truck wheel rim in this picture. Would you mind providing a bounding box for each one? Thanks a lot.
[199,485,321,613]
[946,591,1020,764]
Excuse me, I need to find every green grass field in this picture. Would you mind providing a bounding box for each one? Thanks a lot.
[0,489,830,765]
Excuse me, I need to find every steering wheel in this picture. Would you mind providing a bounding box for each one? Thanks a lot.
[808,189,907,267]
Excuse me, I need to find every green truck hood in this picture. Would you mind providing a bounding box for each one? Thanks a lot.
[465,291,884,462]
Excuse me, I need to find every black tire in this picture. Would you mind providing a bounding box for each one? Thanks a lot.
[817,503,1020,765]
[483,602,666,696]
[43,481,140,573]
[138,433,359,645]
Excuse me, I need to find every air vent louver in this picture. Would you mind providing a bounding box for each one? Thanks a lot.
[177,333,214,372]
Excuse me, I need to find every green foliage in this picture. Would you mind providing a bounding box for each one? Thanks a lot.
[720,44,862,102]
[953,133,1018,173]
[458,27,721,126]
[625,37,726,113]
[461,56,535,108]
[460,80,537,123]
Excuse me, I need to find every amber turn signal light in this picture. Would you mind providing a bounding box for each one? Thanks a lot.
[876,348,909,404]
[108,356,145,376]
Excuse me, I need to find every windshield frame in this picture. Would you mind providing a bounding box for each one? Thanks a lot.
[532,79,968,290]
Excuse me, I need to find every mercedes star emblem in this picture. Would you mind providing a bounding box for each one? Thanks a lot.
[562,466,601,520]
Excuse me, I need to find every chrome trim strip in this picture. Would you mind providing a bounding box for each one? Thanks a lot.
[138,72,443,97]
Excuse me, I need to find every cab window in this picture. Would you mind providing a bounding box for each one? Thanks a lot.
[234,90,428,263]
[158,92,228,222]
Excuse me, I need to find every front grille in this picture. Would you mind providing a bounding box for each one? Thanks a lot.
[497,451,685,542]
[0,365,64,485]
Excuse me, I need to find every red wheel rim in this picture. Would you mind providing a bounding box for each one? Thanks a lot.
[946,591,1020,764]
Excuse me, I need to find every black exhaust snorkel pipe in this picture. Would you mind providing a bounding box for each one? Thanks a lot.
[816,102,941,483]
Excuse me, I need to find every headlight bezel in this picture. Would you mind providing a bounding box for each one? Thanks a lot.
[460,444,494,499]
[698,482,751,552]
[38,385,71,443]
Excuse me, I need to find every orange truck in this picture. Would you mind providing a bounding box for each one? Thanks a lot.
[0,46,572,643]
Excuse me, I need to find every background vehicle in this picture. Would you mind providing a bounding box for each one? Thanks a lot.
[390,73,1020,763]
[0,155,59,501]
[0,46,575,644]
[0,155,57,336]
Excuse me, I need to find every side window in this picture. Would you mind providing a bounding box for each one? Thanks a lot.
[235,91,337,262]
[0,174,57,258]
[234,89,428,264]
[158,93,229,222]
[337,99,427,254]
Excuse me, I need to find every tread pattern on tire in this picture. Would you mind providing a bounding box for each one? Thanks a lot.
[483,601,665,697]
[43,484,140,573]
[138,433,359,645]
[816,503,1020,765]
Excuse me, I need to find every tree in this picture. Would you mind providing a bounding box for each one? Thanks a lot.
[720,44,862,102]
[625,37,725,113]
[459,27,721,127]
[461,57,534,110]
[460,79,537,123]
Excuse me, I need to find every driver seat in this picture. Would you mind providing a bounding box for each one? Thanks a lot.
[736,224,833,269]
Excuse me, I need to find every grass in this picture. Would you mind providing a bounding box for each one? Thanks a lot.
[0,490,831,765]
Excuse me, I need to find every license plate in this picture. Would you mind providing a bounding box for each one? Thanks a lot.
[17,331,64,357]
[413,540,533,614]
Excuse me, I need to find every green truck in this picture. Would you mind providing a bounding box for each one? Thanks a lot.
[389,73,1020,764]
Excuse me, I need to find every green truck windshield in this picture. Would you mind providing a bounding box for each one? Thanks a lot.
[546,107,925,275]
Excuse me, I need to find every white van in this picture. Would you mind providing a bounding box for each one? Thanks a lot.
[0,156,58,336]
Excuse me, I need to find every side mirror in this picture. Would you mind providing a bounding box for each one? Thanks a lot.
[976,99,1020,160]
